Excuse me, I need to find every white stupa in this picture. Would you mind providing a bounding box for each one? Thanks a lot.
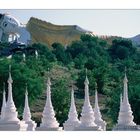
[23,53,26,61]
[63,86,80,130]
[113,69,140,130]
[35,50,38,59]
[0,65,27,131]
[94,84,106,130]
[0,84,6,120]
[22,85,37,131]
[36,77,61,131]
[75,70,101,131]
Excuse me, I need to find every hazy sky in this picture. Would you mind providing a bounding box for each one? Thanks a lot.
[0,9,140,38]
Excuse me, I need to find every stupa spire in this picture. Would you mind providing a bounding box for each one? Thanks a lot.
[7,65,14,104]
[94,83,106,130]
[94,83,102,119]
[94,83,99,110]
[37,73,60,131]
[113,68,139,130]
[0,83,7,120]
[84,68,90,105]
[123,67,129,104]
[68,86,79,120]
[23,85,31,122]
[76,69,100,130]
[118,69,135,125]
[22,85,37,131]
[63,86,80,130]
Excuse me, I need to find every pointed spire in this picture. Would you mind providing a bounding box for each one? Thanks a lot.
[1,83,7,120]
[84,69,90,105]
[84,68,89,85]
[39,76,60,130]
[8,65,13,84]
[7,65,14,105]
[123,67,129,104]
[64,86,80,130]
[94,83,102,119]
[46,69,52,104]
[69,86,78,118]
[23,84,31,122]
[94,83,106,130]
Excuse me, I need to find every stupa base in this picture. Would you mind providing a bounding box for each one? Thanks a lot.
[64,121,80,131]
[113,124,140,131]
[0,120,28,131]
[25,121,37,131]
[94,120,106,131]
[74,125,101,131]
[36,126,62,131]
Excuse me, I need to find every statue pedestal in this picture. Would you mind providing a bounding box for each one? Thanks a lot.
[0,120,27,131]
[113,124,140,131]
[25,121,37,131]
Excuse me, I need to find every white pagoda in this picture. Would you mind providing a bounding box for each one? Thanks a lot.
[113,70,140,131]
[36,77,61,131]
[63,87,80,130]
[22,86,37,131]
[0,84,6,120]
[75,72,101,131]
[0,65,27,131]
[94,84,106,130]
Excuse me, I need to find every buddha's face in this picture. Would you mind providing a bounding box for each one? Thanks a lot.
[0,13,21,34]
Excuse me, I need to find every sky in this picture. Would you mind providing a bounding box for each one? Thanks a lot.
[0,9,140,38]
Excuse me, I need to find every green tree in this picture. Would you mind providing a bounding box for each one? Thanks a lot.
[52,42,70,65]
[109,39,136,60]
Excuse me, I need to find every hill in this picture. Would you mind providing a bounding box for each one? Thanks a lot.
[27,17,93,47]
[129,34,140,46]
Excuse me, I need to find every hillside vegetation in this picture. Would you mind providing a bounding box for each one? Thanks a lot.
[0,34,140,130]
